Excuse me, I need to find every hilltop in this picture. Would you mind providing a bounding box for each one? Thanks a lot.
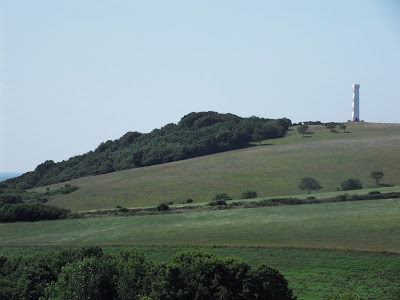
[5,112,291,189]
[30,121,400,212]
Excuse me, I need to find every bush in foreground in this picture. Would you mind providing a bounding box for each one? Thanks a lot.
[0,248,296,300]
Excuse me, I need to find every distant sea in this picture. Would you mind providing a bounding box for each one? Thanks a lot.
[0,172,23,182]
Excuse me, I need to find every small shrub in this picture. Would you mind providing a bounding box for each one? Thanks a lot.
[60,185,79,194]
[156,203,169,211]
[240,191,258,199]
[207,200,227,206]
[368,191,381,195]
[335,194,348,202]
[385,192,400,199]
[186,198,193,203]
[339,178,363,191]
[213,193,232,201]
[36,197,48,203]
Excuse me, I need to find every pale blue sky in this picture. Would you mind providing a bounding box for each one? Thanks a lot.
[1,0,399,172]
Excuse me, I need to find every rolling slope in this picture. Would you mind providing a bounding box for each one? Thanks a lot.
[30,122,400,211]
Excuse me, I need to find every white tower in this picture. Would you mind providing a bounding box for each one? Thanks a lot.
[352,84,360,122]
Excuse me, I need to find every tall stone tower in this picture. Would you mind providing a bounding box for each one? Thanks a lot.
[352,84,360,122]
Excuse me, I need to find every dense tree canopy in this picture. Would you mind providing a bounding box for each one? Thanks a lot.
[6,112,291,189]
[0,247,296,300]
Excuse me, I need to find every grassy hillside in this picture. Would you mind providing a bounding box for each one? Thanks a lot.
[33,122,400,212]
[9,112,290,188]
[1,199,399,253]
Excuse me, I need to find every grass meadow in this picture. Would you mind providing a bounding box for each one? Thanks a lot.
[2,198,399,298]
[31,122,400,212]
[1,199,399,252]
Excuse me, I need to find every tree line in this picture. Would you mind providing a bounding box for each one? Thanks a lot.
[5,112,291,189]
[0,247,296,300]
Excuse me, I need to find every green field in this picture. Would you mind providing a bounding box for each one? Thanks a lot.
[1,199,399,252]
[31,122,400,212]
[1,198,400,299]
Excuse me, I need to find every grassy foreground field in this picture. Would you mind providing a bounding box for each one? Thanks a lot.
[32,122,400,212]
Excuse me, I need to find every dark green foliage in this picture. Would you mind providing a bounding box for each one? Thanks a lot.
[59,184,79,194]
[48,257,117,300]
[0,247,104,300]
[297,124,309,136]
[156,203,169,211]
[0,185,79,211]
[369,171,384,185]
[260,198,316,206]
[302,121,322,125]
[335,194,348,202]
[339,124,347,133]
[207,200,228,206]
[151,251,296,300]
[115,250,153,300]
[334,192,400,201]
[368,191,380,195]
[339,178,363,191]
[0,203,70,222]
[240,191,258,199]
[0,194,22,207]
[249,264,297,300]
[299,177,322,194]
[186,198,194,203]
[5,112,291,189]
[0,248,295,300]
[325,122,337,130]
[213,193,232,201]
[252,123,283,145]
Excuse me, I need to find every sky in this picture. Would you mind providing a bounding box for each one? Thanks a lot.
[1,0,399,173]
